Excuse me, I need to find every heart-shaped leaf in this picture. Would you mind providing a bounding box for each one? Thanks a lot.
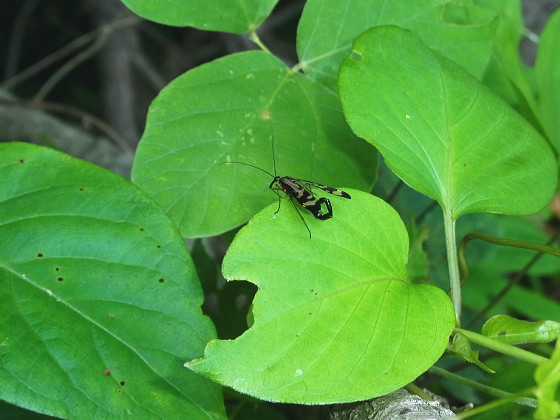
[120,0,278,33]
[0,143,223,419]
[339,26,557,220]
[187,190,455,403]
[132,51,377,238]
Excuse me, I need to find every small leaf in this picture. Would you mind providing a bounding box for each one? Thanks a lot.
[132,51,376,238]
[482,315,560,345]
[339,26,557,220]
[187,191,455,403]
[534,340,560,419]
[0,143,223,419]
[446,331,495,373]
[120,0,278,33]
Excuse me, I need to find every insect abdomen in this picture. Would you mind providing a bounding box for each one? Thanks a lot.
[276,177,333,220]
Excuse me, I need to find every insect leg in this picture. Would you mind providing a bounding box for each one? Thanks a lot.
[269,178,312,237]
[270,190,283,214]
[287,197,312,238]
[269,179,284,214]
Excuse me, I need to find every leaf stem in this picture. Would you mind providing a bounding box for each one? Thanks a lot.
[456,328,548,365]
[249,30,271,55]
[459,232,560,283]
[429,366,538,409]
[453,395,532,419]
[443,209,461,324]
[462,229,560,327]
[404,383,433,401]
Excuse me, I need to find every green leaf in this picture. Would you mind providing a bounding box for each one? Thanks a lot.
[187,191,455,403]
[0,143,223,419]
[482,315,560,345]
[120,0,278,33]
[535,9,560,157]
[339,26,557,220]
[475,0,533,106]
[446,331,495,373]
[534,340,560,419]
[297,0,497,92]
[132,51,376,238]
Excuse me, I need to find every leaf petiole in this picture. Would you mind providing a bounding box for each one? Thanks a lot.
[456,328,548,365]
[444,208,462,325]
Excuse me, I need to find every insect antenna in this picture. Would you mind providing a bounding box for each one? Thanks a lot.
[219,135,278,178]
[270,137,312,237]
[271,135,278,178]
[220,138,314,239]
[219,161,275,178]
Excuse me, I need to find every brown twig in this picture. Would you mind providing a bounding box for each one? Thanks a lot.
[0,96,133,154]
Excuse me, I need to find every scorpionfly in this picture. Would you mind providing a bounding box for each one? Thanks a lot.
[221,138,351,237]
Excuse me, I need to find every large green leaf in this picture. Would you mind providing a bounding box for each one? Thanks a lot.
[535,9,560,158]
[339,26,557,220]
[187,191,455,403]
[297,0,497,91]
[132,51,376,238]
[0,143,223,419]
[120,0,278,33]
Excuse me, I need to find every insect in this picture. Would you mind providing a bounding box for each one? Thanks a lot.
[221,140,351,237]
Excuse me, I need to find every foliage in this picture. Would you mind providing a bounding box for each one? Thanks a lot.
[188,192,455,403]
[1,0,559,419]
[0,144,222,418]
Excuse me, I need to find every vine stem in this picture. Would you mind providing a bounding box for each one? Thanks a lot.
[456,328,547,365]
[429,366,538,409]
[443,209,461,325]
[2,16,139,90]
[460,229,560,327]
